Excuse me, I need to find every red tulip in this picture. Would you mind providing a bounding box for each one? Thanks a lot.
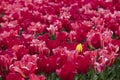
[29,74,46,80]
[56,62,76,80]
[6,72,24,80]
[76,54,91,74]
[9,54,38,77]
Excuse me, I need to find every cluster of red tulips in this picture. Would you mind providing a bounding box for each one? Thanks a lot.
[0,0,120,80]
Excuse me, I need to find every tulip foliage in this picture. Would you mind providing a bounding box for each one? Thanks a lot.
[0,0,120,80]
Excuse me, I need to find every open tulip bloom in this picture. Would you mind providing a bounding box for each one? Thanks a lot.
[0,0,120,80]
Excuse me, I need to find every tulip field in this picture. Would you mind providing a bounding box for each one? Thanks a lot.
[0,0,120,80]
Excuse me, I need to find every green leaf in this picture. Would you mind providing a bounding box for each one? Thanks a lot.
[0,77,2,80]
[50,35,56,40]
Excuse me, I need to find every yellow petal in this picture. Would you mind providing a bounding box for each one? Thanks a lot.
[76,43,82,53]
